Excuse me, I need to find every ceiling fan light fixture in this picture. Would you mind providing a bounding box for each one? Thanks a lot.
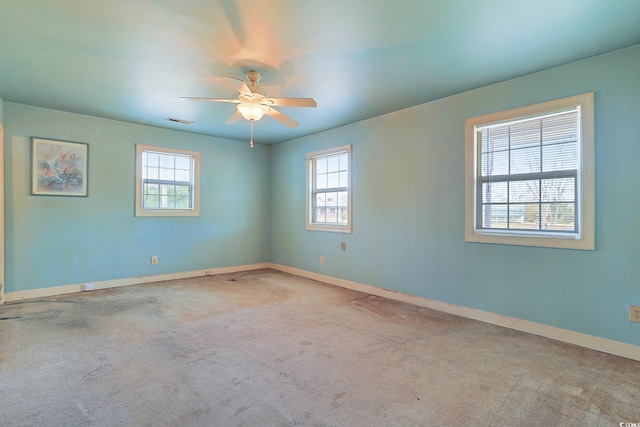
[237,102,268,122]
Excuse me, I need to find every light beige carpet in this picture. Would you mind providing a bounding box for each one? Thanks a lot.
[1,269,639,426]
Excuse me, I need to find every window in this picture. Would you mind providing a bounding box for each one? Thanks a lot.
[464,93,594,250]
[135,144,200,217]
[306,144,352,233]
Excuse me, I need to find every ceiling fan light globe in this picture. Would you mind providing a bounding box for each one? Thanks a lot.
[237,102,268,121]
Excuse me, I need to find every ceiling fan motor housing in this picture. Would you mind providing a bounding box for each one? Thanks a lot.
[245,70,262,84]
[245,70,266,95]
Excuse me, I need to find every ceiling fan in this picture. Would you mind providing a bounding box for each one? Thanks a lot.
[179,70,317,147]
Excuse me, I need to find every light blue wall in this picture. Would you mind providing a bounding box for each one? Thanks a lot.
[4,103,270,293]
[4,46,639,346]
[270,45,640,346]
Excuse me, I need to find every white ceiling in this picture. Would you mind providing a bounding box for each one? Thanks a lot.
[1,1,639,144]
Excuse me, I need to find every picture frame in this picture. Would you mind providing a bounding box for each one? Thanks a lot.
[31,138,88,196]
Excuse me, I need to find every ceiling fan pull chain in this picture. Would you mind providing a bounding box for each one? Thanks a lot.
[249,121,254,148]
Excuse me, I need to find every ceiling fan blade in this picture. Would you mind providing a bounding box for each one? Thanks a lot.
[226,75,251,95]
[225,110,243,125]
[266,107,298,128]
[179,97,240,104]
[264,97,317,108]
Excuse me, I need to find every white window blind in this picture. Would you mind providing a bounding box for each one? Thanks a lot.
[477,109,579,233]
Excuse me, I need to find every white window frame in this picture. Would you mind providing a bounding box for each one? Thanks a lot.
[135,144,200,217]
[306,144,352,233]
[464,93,594,250]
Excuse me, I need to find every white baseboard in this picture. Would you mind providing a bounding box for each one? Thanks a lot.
[4,263,269,302]
[267,263,640,362]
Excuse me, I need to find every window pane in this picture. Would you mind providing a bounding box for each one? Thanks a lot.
[483,127,509,152]
[176,185,190,196]
[481,151,509,176]
[315,207,326,222]
[327,172,340,188]
[337,207,348,224]
[316,173,328,190]
[326,207,338,223]
[542,142,577,172]
[481,205,508,229]
[160,184,175,196]
[509,180,539,203]
[144,183,159,195]
[316,158,327,174]
[541,178,575,202]
[542,203,575,231]
[144,166,159,180]
[325,192,338,208]
[175,196,189,208]
[482,181,507,203]
[175,169,190,182]
[507,204,528,229]
[159,154,174,168]
[339,171,348,187]
[338,191,348,207]
[144,194,159,208]
[339,154,348,171]
[510,120,540,149]
[524,204,540,228]
[316,193,326,208]
[159,167,175,180]
[510,147,540,174]
[145,153,160,167]
[542,112,577,145]
[327,155,340,173]
[175,156,190,170]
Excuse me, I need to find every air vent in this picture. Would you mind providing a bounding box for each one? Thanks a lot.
[166,117,194,125]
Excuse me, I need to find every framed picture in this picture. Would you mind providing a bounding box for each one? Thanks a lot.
[32,138,88,196]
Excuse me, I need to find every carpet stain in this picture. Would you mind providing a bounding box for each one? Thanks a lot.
[349,294,423,320]
[331,392,346,409]
[234,405,250,416]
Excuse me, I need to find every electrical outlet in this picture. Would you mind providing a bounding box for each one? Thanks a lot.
[340,242,346,251]
[82,283,95,291]
[320,256,325,264]
[630,305,640,323]
[151,256,158,265]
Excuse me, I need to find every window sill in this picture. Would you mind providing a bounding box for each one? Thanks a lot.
[465,228,593,250]
[306,223,352,234]
[135,209,199,217]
